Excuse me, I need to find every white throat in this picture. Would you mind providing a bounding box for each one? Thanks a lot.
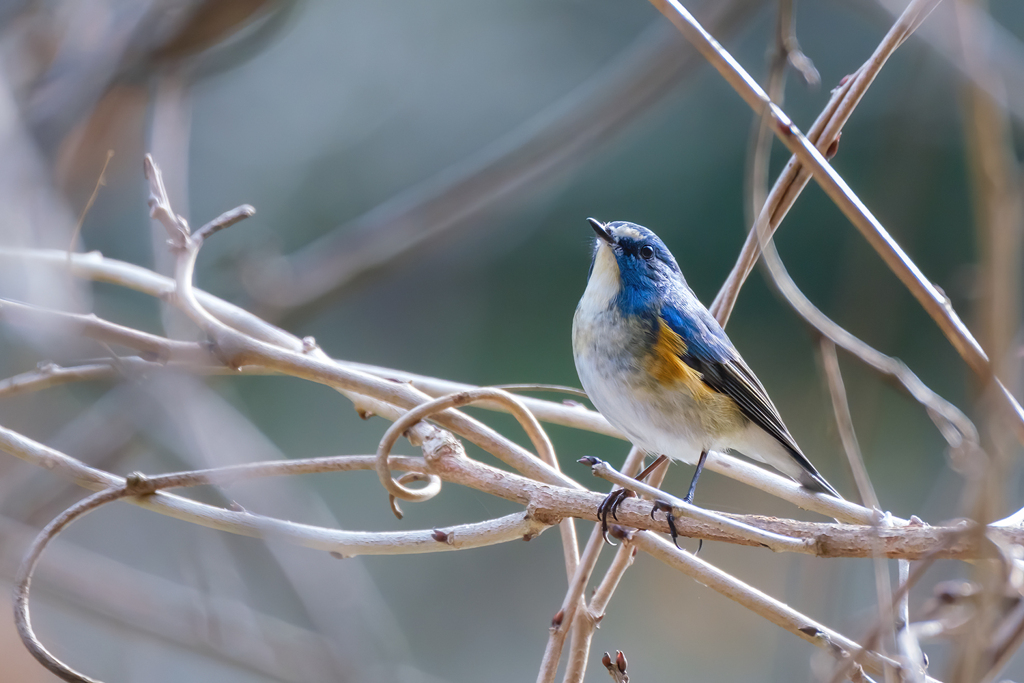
[578,242,620,316]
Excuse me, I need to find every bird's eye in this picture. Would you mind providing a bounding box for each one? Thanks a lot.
[639,245,655,260]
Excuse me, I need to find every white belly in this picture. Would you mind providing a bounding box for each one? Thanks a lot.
[573,307,710,465]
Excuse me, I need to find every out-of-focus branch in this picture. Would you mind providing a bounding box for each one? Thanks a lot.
[0,515,339,683]
[711,0,941,325]
[240,2,759,313]
[0,297,214,364]
[820,338,881,510]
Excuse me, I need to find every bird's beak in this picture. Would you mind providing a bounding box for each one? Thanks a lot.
[587,217,614,245]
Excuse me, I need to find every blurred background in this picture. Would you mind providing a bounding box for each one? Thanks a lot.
[0,0,1022,681]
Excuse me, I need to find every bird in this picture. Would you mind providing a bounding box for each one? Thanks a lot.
[572,218,840,543]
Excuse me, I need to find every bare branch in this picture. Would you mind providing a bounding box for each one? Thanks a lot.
[0,248,903,521]
[143,153,190,247]
[0,515,338,683]
[820,337,880,511]
[582,456,815,552]
[195,204,256,243]
[633,531,943,683]
[0,298,214,365]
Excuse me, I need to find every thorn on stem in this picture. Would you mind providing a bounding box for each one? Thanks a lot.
[552,609,564,628]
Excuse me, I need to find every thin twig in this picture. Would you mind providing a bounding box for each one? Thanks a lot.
[562,455,666,683]
[66,150,114,262]
[0,298,214,365]
[539,446,645,683]
[195,204,256,243]
[0,515,337,683]
[820,338,881,511]
[712,0,941,325]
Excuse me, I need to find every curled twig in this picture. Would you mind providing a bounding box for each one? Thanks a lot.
[375,387,559,504]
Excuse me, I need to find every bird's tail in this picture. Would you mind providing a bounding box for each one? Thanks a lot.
[798,470,842,499]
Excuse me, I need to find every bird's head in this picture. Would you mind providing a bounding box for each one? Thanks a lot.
[585,218,682,313]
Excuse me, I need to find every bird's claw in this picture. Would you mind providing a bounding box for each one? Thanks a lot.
[597,487,635,545]
[651,500,682,549]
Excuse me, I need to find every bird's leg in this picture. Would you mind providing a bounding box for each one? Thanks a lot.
[597,455,669,544]
[650,450,709,550]
[683,449,709,504]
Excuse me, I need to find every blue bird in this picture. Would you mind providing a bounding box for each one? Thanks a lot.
[572,218,839,541]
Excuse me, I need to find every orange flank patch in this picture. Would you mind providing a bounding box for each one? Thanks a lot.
[647,320,711,396]
[646,320,742,434]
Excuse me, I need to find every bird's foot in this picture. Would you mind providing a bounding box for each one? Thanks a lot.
[579,454,671,546]
[650,499,702,554]
[597,486,635,545]
[650,500,680,549]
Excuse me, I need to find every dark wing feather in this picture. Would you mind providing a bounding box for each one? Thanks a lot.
[696,355,800,457]
[659,304,839,496]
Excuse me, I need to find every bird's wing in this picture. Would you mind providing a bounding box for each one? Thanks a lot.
[659,304,823,477]
[697,353,802,457]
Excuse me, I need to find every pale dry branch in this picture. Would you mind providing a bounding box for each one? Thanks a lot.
[562,453,665,683]
[0,247,893,521]
[11,461,554,681]
[143,154,190,247]
[140,162,584,496]
[583,456,814,553]
[195,204,256,243]
[0,357,270,399]
[633,531,942,683]
[16,486,127,683]
[376,386,581,582]
[4,418,1013,560]
[0,297,214,365]
[0,423,556,556]
[723,0,979,466]
[712,0,941,324]
[547,447,646,683]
